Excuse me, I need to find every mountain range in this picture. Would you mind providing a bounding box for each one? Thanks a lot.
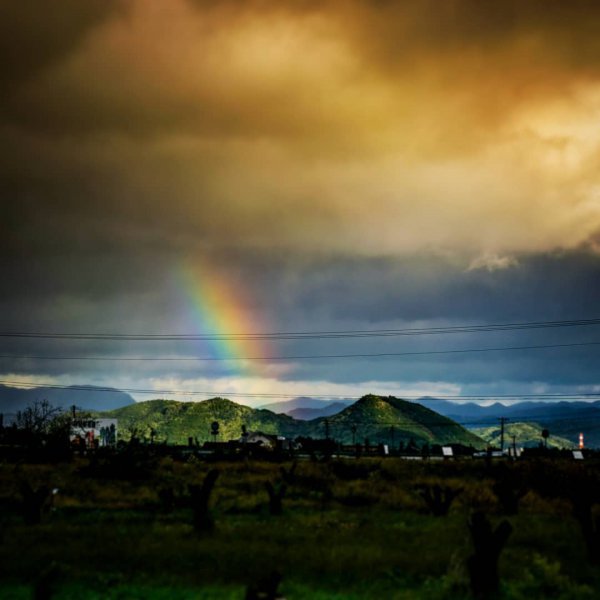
[262,396,600,448]
[415,397,600,447]
[0,384,135,416]
[101,394,483,447]
[258,397,353,419]
[259,395,600,448]
[2,383,597,448]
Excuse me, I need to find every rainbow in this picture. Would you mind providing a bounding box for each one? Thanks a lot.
[177,259,270,375]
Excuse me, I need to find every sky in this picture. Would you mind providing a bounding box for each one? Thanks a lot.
[1,0,600,406]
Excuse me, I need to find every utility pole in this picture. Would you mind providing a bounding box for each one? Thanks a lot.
[324,419,330,441]
[499,417,509,454]
[511,434,517,459]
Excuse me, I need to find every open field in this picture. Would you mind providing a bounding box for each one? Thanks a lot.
[1,454,600,599]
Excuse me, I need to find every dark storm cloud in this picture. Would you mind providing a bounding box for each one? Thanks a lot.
[0,0,124,91]
[354,0,600,55]
[5,0,600,140]
[4,246,600,327]
[257,252,600,388]
[1,248,599,392]
[2,0,600,261]
[1,0,599,398]
[282,345,600,388]
[273,250,600,324]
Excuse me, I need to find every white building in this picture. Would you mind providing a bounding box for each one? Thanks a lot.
[70,418,118,448]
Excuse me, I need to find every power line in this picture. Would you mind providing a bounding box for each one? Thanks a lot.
[0,340,598,362]
[1,379,600,401]
[1,317,599,341]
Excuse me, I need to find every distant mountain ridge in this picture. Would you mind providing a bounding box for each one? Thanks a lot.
[414,397,600,447]
[258,397,353,414]
[415,397,600,423]
[288,402,349,420]
[0,384,135,415]
[302,395,483,446]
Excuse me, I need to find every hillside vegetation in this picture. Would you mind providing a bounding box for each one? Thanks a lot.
[472,422,574,449]
[104,398,299,445]
[304,395,483,446]
[102,394,483,447]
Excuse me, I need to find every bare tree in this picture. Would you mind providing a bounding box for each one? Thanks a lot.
[16,400,63,436]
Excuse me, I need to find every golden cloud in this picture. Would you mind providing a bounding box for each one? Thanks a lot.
[2,0,600,260]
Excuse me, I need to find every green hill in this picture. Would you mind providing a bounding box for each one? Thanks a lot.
[101,394,484,448]
[103,398,298,445]
[471,422,574,449]
[303,394,484,447]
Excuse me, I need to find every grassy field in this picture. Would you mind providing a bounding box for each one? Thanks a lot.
[1,453,599,599]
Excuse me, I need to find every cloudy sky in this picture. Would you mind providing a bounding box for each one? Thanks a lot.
[2,0,600,406]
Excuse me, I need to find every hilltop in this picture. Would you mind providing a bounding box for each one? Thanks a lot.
[304,395,483,447]
[102,395,484,447]
[103,398,299,445]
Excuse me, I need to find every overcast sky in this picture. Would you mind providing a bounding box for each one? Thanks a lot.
[2,0,600,405]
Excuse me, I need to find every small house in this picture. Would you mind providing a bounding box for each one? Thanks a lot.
[241,431,279,449]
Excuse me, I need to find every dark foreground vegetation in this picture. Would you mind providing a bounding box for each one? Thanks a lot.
[2,450,600,599]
